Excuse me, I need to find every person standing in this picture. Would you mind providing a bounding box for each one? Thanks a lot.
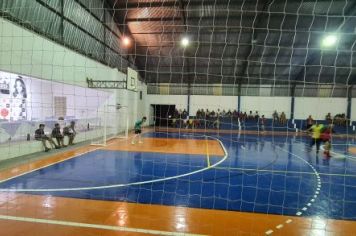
[308,123,324,154]
[132,117,147,144]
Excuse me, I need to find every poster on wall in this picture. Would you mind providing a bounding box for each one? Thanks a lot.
[0,71,28,121]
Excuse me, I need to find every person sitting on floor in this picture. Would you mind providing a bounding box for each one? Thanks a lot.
[52,123,66,148]
[35,124,58,152]
[63,121,77,145]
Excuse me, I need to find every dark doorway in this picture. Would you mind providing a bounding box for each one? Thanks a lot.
[151,104,176,127]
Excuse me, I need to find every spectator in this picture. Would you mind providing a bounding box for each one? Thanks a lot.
[272,110,279,123]
[52,123,65,148]
[325,113,332,124]
[260,115,266,133]
[248,111,254,120]
[196,110,201,119]
[254,111,259,120]
[242,112,248,121]
[213,116,220,129]
[306,115,314,129]
[280,112,287,125]
[182,109,188,119]
[226,109,232,117]
[35,124,58,152]
[64,121,77,145]
[221,110,226,117]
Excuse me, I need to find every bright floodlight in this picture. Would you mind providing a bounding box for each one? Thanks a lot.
[122,36,131,47]
[181,37,189,47]
[321,34,338,48]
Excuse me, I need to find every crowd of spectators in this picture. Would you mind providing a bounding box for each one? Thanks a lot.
[168,109,288,129]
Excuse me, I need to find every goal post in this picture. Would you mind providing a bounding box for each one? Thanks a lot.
[90,102,129,147]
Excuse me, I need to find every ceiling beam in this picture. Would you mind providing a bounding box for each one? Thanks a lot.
[235,0,274,84]
[126,17,182,22]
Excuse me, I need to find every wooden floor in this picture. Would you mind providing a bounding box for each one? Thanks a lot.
[104,137,225,156]
[0,136,356,235]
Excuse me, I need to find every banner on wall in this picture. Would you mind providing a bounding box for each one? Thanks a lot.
[0,71,28,121]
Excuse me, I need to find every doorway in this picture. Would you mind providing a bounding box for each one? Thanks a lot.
[151,104,176,127]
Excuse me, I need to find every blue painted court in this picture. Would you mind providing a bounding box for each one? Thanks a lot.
[1,132,356,221]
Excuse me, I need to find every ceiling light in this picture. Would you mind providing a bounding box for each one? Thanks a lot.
[122,36,131,47]
[321,34,338,48]
[181,37,189,47]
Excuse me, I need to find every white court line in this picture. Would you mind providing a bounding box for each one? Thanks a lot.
[0,214,205,236]
[0,134,228,192]
[0,147,102,184]
[214,166,356,177]
[0,132,143,185]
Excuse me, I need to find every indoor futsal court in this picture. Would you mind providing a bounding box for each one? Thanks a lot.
[1,0,356,236]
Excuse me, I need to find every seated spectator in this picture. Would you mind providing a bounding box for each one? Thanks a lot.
[173,109,179,118]
[221,110,226,117]
[242,112,248,121]
[182,109,188,119]
[279,112,287,125]
[306,115,314,129]
[35,124,58,152]
[340,113,347,126]
[205,109,210,119]
[325,113,332,124]
[196,110,201,119]
[248,111,254,120]
[272,110,279,123]
[186,118,193,129]
[193,118,200,128]
[171,118,177,128]
[254,111,259,120]
[210,110,216,118]
[226,109,232,117]
[63,121,77,145]
[52,123,66,148]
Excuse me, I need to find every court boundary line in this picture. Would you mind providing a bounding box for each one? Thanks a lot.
[0,135,132,185]
[0,134,228,192]
[214,167,356,177]
[205,136,211,167]
[0,214,206,236]
[264,146,321,235]
[0,147,101,184]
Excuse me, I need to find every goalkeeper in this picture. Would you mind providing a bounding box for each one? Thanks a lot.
[132,116,147,144]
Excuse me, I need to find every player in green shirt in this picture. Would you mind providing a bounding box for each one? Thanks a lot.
[132,116,147,144]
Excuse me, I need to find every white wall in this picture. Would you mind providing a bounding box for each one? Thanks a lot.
[352,98,356,122]
[0,18,148,160]
[190,95,238,116]
[240,96,291,118]
[294,97,347,120]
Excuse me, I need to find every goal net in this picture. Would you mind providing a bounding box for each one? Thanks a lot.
[0,0,356,235]
[90,103,129,147]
